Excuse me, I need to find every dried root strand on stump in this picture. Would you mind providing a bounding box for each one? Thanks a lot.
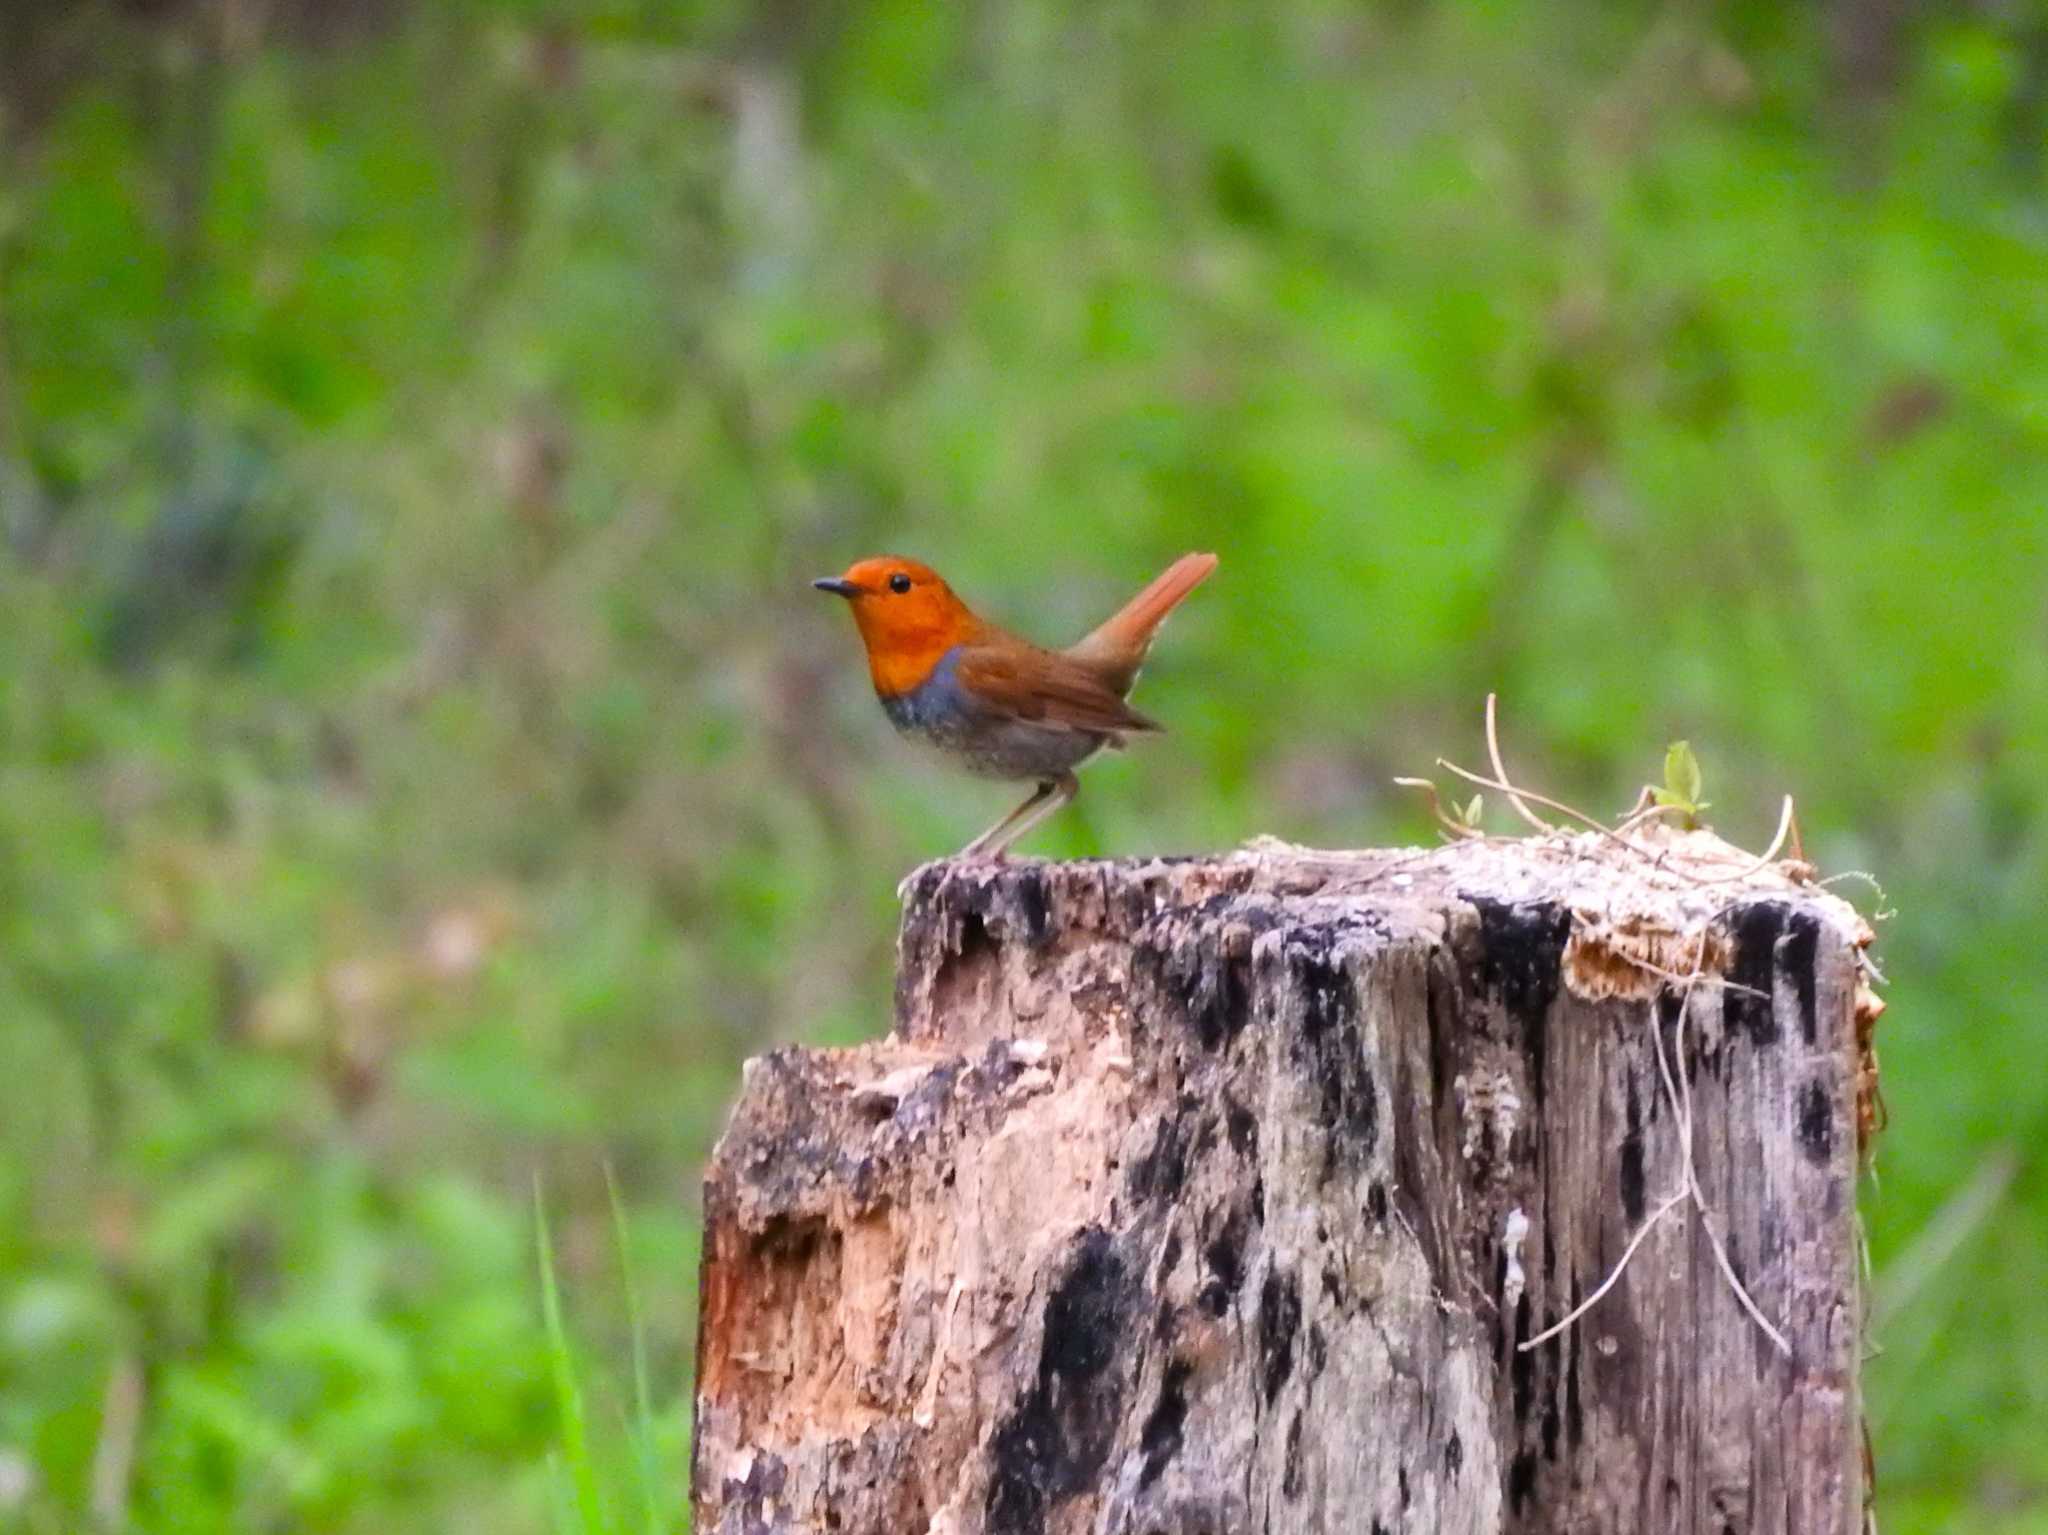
[692,830,1873,1535]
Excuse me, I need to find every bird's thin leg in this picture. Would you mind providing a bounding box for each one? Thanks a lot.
[960,781,1057,860]
[985,776,1076,858]
[962,773,1079,860]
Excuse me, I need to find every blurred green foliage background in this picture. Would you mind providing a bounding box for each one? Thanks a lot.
[1,0,2044,1530]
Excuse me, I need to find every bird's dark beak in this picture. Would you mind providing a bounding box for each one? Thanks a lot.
[812,577,859,598]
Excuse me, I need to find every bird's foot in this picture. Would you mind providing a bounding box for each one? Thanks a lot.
[897,846,1013,902]
[955,829,1012,861]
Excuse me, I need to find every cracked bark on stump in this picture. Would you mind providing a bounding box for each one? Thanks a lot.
[692,832,1877,1534]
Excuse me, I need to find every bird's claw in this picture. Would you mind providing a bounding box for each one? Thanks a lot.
[897,847,1011,902]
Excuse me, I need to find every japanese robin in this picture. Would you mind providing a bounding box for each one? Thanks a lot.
[814,552,1218,857]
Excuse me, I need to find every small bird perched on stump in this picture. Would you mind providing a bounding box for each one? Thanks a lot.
[814,552,1218,858]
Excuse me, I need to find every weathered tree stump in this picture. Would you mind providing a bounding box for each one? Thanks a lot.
[692,833,1880,1534]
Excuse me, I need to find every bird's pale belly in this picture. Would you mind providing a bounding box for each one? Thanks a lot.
[879,650,1110,782]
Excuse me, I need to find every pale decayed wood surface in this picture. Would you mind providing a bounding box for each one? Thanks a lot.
[693,832,1872,1534]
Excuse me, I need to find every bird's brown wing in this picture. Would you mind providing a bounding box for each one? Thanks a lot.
[954,644,1163,735]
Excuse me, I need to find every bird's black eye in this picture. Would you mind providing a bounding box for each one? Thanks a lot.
[888,572,913,594]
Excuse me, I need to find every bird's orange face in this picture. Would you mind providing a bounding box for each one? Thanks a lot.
[813,556,984,696]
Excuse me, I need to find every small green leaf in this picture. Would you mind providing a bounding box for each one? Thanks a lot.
[1664,741,1704,809]
[1462,794,1484,826]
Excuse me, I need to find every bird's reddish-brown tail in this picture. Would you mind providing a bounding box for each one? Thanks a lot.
[1065,551,1218,695]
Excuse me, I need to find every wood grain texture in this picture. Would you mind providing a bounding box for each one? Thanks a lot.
[693,834,1874,1534]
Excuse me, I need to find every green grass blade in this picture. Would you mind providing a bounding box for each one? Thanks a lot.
[535,1176,610,1535]
[604,1161,672,1535]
